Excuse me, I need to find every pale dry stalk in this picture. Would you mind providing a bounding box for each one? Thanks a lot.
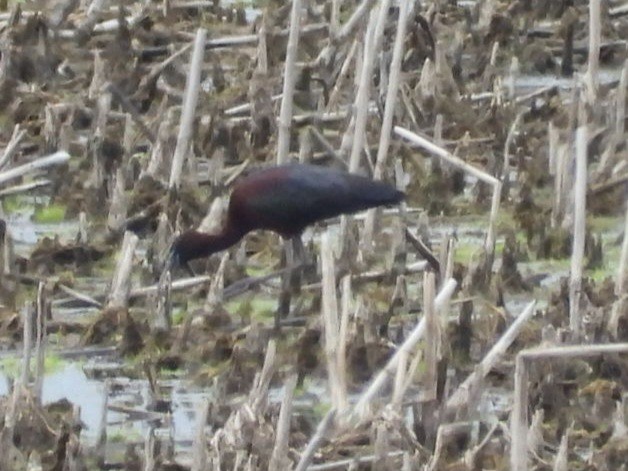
[268,374,298,471]
[569,97,588,338]
[276,0,303,165]
[106,231,139,309]
[321,231,348,413]
[169,28,207,190]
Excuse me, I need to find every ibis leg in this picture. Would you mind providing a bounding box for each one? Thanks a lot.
[275,236,304,331]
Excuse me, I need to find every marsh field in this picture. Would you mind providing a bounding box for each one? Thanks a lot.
[0,0,627,470]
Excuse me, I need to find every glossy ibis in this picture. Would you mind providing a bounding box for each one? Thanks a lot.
[169,163,404,269]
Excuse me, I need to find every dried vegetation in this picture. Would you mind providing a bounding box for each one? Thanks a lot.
[0,0,627,470]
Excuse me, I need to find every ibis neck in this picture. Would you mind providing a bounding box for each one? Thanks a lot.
[192,224,246,260]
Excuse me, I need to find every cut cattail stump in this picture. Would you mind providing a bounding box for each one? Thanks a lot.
[168,28,207,190]
[511,343,628,471]
[106,168,128,236]
[422,271,438,402]
[276,0,302,165]
[501,112,523,199]
[33,282,49,403]
[143,108,176,180]
[320,231,348,414]
[106,231,138,309]
[20,303,34,386]
[553,430,569,471]
[150,268,172,336]
[88,50,105,100]
[191,399,210,471]
[208,340,276,462]
[95,379,110,468]
[268,374,298,471]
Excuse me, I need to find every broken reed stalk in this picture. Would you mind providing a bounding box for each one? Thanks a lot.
[107,167,127,234]
[153,269,172,334]
[615,60,628,142]
[203,252,228,311]
[373,0,410,180]
[481,179,503,280]
[20,304,34,386]
[78,0,106,33]
[510,343,628,471]
[0,124,26,170]
[585,0,601,103]
[349,0,391,172]
[95,379,109,467]
[338,275,351,396]
[423,271,438,401]
[294,409,337,471]
[276,0,302,165]
[445,300,537,417]
[352,277,457,421]
[268,374,298,471]
[106,231,138,309]
[326,39,358,111]
[394,127,499,186]
[255,13,268,75]
[336,0,377,43]
[320,231,348,413]
[392,339,409,408]
[395,126,502,268]
[191,399,210,471]
[551,141,569,228]
[33,282,48,403]
[144,428,157,471]
[144,108,176,179]
[308,451,406,471]
[569,97,587,339]
[250,339,276,414]
[548,120,558,177]
[0,151,70,186]
[554,431,569,471]
[88,50,105,100]
[0,180,52,197]
[168,28,206,190]
[362,0,411,246]
[330,0,341,35]
[501,112,523,197]
[132,275,212,299]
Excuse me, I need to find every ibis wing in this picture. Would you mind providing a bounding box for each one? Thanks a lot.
[229,164,403,237]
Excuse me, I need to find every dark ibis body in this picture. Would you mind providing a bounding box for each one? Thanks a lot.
[170,163,404,266]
